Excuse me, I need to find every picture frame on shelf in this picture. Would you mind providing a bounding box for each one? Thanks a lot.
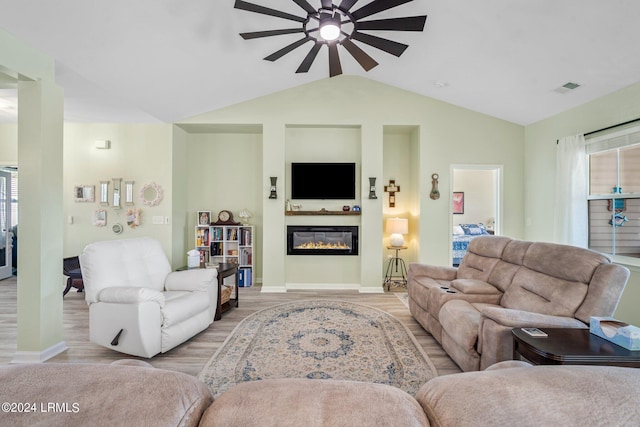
[198,211,211,226]
[453,192,464,214]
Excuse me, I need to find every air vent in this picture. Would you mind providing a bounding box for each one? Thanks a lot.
[554,82,581,94]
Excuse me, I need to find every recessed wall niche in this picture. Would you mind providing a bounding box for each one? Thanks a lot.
[285,125,362,207]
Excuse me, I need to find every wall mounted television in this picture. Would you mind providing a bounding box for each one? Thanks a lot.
[291,162,356,200]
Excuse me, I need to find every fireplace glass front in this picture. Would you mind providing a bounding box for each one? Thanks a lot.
[287,226,358,255]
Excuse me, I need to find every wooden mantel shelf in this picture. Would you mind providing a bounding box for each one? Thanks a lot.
[285,210,361,216]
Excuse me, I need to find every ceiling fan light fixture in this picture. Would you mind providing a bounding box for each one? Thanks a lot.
[319,13,341,41]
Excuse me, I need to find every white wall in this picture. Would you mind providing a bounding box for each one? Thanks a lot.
[452,169,496,226]
[179,76,525,291]
[525,81,640,325]
[285,126,361,288]
[184,131,263,278]
[0,123,17,165]
[62,124,174,258]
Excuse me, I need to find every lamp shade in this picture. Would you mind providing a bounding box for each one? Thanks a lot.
[386,218,408,247]
[386,218,408,234]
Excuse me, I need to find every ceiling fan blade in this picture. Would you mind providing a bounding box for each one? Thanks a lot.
[357,15,427,32]
[240,28,304,40]
[328,43,343,77]
[296,42,323,73]
[264,37,311,61]
[338,0,359,12]
[292,0,316,14]
[351,0,412,21]
[351,31,408,56]
[341,38,378,71]
[234,0,306,23]
[321,0,333,9]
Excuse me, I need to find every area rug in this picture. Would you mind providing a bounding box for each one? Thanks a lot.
[198,300,437,398]
[395,292,410,309]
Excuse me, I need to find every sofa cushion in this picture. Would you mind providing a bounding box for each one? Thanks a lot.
[457,236,511,281]
[416,365,640,427]
[0,363,213,427]
[451,279,501,294]
[523,242,609,284]
[439,300,482,351]
[201,379,429,427]
[81,237,172,303]
[501,268,588,317]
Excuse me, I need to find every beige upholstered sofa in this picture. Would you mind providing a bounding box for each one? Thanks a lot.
[407,236,630,371]
[3,360,639,426]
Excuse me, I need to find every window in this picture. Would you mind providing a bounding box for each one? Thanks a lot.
[587,126,640,257]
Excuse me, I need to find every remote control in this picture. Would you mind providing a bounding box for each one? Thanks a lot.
[521,327,548,337]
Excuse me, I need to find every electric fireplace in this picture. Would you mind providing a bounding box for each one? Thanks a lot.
[287,226,358,255]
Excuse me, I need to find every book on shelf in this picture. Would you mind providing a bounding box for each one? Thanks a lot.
[239,267,252,287]
[240,228,252,245]
[196,228,209,247]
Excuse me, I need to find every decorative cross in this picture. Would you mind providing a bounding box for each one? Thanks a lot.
[384,179,400,208]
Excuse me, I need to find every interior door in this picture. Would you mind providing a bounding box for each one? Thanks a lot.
[0,170,12,279]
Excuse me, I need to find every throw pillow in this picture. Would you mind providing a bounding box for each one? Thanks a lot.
[460,223,490,235]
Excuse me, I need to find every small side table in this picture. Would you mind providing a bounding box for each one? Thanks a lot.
[177,263,239,321]
[383,246,408,291]
[215,263,239,321]
[512,327,640,367]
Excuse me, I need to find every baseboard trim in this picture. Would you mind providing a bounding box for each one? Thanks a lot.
[260,286,287,293]
[359,287,385,294]
[285,283,360,291]
[11,341,68,364]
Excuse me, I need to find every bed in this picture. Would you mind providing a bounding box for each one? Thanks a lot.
[452,224,491,266]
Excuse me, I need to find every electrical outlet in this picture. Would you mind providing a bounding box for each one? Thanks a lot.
[152,216,164,225]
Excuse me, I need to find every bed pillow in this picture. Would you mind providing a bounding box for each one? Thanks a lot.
[453,225,465,235]
[460,223,490,235]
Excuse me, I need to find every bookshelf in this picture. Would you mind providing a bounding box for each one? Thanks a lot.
[195,224,253,287]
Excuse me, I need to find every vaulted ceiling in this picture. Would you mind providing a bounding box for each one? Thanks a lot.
[1,0,639,125]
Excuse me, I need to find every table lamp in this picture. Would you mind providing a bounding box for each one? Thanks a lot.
[386,218,408,247]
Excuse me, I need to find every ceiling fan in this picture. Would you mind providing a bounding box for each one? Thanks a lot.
[234,0,427,77]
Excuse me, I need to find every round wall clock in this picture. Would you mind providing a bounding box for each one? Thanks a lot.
[213,210,240,225]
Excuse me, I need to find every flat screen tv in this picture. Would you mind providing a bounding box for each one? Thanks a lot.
[291,162,356,200]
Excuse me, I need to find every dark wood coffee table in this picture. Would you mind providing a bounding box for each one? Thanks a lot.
[512,327,640,368]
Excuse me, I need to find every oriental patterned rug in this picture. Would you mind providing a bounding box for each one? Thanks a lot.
[198,300,437,398]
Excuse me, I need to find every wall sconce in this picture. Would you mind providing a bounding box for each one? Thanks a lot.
[95,140,111,149]
[386,218,409,247]
[269,177,278,199]
[369,177,377,199]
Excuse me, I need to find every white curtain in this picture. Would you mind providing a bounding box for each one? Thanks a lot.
[553,134,587,247]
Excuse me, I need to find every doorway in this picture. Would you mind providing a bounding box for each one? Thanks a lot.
[450,165,502,266]
[0,169,13,279]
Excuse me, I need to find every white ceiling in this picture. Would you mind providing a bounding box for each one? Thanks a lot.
[1,0,639,125]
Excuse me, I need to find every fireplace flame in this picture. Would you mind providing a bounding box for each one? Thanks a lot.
[294,241,351,250]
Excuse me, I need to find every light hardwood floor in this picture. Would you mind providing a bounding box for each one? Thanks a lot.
[0,275,461,378]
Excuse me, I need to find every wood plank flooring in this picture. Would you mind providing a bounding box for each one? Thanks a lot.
[0,275,461,379]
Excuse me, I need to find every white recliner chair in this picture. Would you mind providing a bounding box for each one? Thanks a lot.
[80,237,218,358]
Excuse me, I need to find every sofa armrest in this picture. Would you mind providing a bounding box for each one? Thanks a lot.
[480,306,588,329]
[165,269,217,292]
[97,287,165,308]
[408,263,457,281]
[451,279,501,295]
